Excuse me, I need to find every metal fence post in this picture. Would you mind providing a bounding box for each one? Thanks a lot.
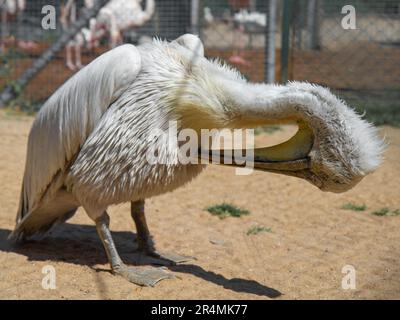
[281,0,292,83]
[307,0,321,50]
[191,0,200,35]
[265,0,278,84]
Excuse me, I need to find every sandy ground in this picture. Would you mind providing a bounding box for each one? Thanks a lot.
[0,110,399,300]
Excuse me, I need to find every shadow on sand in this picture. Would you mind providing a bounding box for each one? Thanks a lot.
[0,223,281,298]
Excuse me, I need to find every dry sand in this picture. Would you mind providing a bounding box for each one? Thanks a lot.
[0,110,399,299]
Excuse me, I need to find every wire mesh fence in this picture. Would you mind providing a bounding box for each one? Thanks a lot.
[0,0,399,124]
[0,0,178,106]
[289,0,400,124]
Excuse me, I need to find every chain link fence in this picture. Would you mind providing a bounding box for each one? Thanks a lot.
[289,0,400,125]
[0,0,399,124]
[0,0,190,107]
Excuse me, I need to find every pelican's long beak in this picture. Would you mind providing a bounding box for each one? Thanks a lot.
[199,124,314,173]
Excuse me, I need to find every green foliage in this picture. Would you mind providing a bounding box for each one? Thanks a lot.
[341,203,400,217]
[0,55,11,77]
[4,77,41,115]
[42,30,59,44]
[341,202,367,211]
[247,225,272,236]
[2,47,27,60]
[337,89,400,127]
[372,208,390,216]
[9,100,41,115]
[372,208,400,217]
[0,48,26,77]
[354,104,400,127]
[8,80,23,96]
[206,203,250,219]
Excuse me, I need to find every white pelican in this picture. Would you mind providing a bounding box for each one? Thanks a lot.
[10,34,383,287]
[93,0,155,48]
[61,0,155,70]
[60,0,104,70]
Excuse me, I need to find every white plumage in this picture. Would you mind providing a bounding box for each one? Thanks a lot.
[1,0,25,14]
[99,0,155,30]
[15,44,141,231]
[61,0,155,70]
[234,9,266,27]
[92,0,155,48]
[10,34,383,286]
[203,7,214,24]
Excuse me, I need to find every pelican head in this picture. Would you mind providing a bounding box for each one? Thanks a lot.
[165,35,384,193]
[287,84,384,193]
[231,82,386,194]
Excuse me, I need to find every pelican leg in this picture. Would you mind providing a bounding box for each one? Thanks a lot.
[131,200,193,265]
[65,44,76,70]
[95,212,174,286]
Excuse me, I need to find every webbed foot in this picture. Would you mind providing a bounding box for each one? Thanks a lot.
[113,264,174,287]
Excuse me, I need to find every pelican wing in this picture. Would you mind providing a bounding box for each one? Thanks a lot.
[11,45,141,239]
